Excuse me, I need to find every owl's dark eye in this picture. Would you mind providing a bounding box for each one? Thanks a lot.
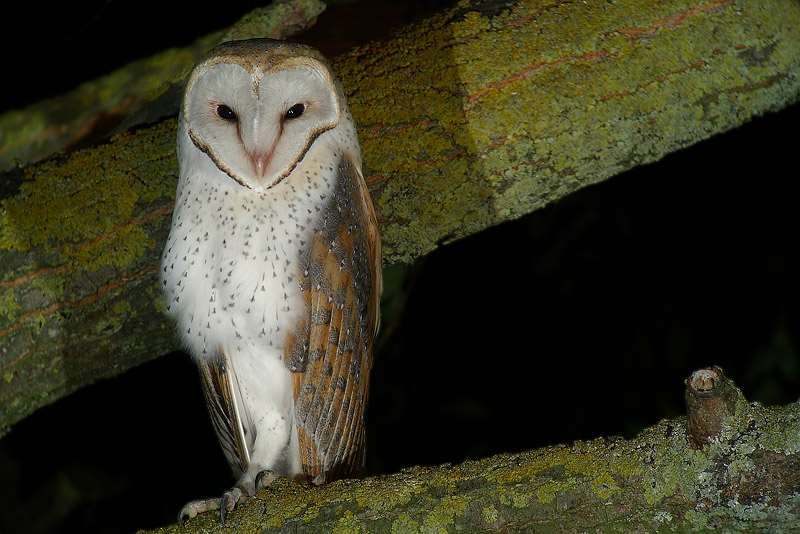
[216,104,237,121]
[285,103,305,120]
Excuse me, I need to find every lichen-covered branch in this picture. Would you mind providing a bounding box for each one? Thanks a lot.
[351,0,800,263]
[143,370,800,532]
[1,0,799,438]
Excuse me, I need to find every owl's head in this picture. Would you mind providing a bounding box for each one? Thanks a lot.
[181,39,346,190]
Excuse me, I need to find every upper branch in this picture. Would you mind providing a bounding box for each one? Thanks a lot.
[1,0,798,437]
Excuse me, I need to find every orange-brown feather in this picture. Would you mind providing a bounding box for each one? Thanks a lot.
[284,157,381,481]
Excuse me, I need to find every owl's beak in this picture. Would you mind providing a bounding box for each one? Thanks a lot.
[250,152,270,181]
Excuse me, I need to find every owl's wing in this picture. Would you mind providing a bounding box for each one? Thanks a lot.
[285,158,382,482]
[196,352,251,478]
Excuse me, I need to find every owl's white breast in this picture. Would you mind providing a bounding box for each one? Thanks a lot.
[162,125,338,363]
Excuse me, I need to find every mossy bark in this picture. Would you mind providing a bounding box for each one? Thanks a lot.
[0,0,798,467]
[144,374,800,532]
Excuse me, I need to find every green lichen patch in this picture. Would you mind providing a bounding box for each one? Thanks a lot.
[481,503,498,524]
[0,119,177,258]
[591,471,621,500]
[536,480,571,505]
[330,509,360,534]
[0,287,22,324]
[66,224,155,272]
[420,494,470,533]
[390,514,420,533]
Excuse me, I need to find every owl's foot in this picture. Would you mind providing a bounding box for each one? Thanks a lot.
[177,471,280,527]
[177,487,242,527]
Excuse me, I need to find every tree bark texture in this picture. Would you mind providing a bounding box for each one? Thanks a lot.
[144,370,800,532]
[1,0,799,439]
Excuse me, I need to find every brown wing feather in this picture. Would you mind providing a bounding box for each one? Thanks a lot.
[196,351,251,478]
[285,156,381,482]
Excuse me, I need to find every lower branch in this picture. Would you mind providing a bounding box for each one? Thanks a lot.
[149,368,800,532]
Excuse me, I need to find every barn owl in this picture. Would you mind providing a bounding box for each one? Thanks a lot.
[161,38,382,524]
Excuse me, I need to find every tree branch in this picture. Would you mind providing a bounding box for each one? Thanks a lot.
[145,368,800,532]
[1,0,798,441]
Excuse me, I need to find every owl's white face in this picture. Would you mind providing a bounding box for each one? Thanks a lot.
[182,54,341,190]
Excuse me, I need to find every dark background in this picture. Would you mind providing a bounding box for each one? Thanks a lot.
[1,1,798,533]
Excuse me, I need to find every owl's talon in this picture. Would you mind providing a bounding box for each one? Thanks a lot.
[177,497,220,527]
[178,511,189,530]
[219,496,228,525]
[219,487,242,524]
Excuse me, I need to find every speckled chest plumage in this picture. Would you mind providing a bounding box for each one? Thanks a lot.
[162,136,334,363]
[161,124,345,480]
